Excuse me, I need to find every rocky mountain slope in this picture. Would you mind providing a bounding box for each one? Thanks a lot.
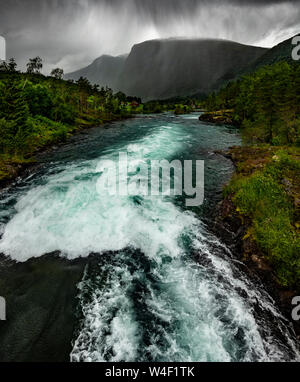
[66,38,268,100]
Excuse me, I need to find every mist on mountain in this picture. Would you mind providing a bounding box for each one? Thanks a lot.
[66,38,267,101]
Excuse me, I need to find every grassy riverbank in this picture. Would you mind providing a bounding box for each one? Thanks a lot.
[221,146,300,290]
[203,60,300,291]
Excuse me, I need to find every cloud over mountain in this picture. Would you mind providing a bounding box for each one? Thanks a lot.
[0,0,299,73]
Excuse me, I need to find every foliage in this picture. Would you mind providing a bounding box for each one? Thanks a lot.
[204,61,300,146]
[0,66,138,163]
[225,149,300,288]
[0,57,200,181]
[0,58,18,73]
[50,68,64,80]
[26,56,43,74]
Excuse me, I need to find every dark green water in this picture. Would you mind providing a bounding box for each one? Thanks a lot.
[0,113,298,361]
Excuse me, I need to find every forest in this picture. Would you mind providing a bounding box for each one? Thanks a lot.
[0,57,197,177]
[204,61,300,146]
[0,58,141,163]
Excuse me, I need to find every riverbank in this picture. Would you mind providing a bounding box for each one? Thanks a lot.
[0,113,298,361]
[199,109,237,126]
[213,145,300,336]
[0,114,133,190]
[0,71,144,189]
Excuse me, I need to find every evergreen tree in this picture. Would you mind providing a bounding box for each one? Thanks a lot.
[8,58,17,72]
[0,81,30,154]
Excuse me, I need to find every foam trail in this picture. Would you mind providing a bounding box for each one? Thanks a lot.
[0,115,298,362]
[70,227,299,362]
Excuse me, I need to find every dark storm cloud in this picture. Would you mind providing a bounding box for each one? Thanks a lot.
[0,0,299,73]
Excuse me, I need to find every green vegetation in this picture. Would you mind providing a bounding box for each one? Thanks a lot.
[0,58,149,181]
[143,98,198,115]
[204,60,300,288]
[0,56,201,183]
[205,61,300,146]
[225,148,300,288]
[174,104,193,115]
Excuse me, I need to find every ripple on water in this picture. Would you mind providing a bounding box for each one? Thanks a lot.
[0,114,298,362]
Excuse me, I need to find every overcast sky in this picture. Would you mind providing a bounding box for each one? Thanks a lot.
[0,0,299,74]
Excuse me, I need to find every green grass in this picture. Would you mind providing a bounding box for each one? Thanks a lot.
[225,149,300,288]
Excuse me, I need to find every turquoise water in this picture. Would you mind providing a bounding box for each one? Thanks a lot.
[0,113,298,361]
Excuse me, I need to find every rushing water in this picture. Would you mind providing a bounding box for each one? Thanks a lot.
[0,113,299,362]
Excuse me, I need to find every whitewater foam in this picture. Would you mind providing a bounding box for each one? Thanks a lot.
[0,116,298,362]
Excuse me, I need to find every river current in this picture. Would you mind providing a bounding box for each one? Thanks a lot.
[0,113,298,362]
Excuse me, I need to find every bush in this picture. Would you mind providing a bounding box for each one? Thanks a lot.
[233,172,291,218]
[27,116,69,149]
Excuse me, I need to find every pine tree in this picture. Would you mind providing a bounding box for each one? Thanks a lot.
[0,81,30,154]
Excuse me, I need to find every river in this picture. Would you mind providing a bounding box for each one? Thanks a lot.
[0,113,299,362]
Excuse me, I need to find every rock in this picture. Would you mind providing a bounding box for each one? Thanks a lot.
[199,109,237,126]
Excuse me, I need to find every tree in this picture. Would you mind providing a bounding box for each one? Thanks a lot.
[0,58,17,73]
[0,82,29,130]
[76,77,92,92]
[92,84,100,93]
[50,68,64,80]
[0,81,30,155]
[23,82,53,118]
[8,58,17,72]
[0,61,8,72]
[26,56,43,74]
[115,91,127,103]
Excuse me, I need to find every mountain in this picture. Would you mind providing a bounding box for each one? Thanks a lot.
[118,39,267,100]
[66,38,268,100]
[203,34,300,93]
[246,33,300,72]
[65,54,127,90]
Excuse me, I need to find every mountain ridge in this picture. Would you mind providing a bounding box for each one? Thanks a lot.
[65,54,128,91]
[66,37,269,100]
